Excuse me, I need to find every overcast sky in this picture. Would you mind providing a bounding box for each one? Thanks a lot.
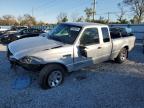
[0,0,131,23]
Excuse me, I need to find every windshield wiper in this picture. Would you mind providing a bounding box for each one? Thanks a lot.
[49,36,60,42]
[48,36,66,44]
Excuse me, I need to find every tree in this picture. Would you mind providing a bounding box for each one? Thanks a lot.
[17,16,23,26]
[37,21,47,26]
[62,17,68,22]
[71,13,84,22]
[84,8,93,22]
[0,14,48,26]
[94,16,108,24]
[123,0,144,24]
[130,15,140,24]
[117,3,127,23]
[0,15,18,25]
[57,13,68,23]
[76,16,84,22]
[18,14,37,26]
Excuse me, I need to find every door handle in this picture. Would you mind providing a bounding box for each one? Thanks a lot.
[97,46,102,49]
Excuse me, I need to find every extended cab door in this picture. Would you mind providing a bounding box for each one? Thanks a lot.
[74,27,104,70]
[100,27,112,61]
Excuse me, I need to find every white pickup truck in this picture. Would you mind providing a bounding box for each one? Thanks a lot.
[7,22,136,89]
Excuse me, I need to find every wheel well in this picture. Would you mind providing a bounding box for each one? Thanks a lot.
[124,46,129,51]
[123,46,129,58]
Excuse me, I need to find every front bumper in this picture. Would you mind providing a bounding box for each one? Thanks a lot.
[7,46,44,71]
[9,58,43,71]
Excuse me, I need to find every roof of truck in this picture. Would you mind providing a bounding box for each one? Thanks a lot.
[63,22,108,27]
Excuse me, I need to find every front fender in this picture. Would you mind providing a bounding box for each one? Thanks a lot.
[42,59,74,72]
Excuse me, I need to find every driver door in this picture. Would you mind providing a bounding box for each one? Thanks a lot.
[74,27,103,70]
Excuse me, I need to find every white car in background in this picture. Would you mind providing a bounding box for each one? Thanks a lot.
[0,26,11,32]
[0,27,8,32]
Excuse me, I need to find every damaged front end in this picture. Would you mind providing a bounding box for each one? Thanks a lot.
[7,48,43,71]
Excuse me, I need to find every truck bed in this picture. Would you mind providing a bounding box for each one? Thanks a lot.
[111,35,136,59]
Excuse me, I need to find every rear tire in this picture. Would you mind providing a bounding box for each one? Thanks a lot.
[115,48,128,63]
[39,64,65,89]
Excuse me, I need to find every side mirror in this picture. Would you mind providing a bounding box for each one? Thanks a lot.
[79,45,87,57]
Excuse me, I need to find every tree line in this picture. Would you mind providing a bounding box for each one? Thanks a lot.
[57,0,144,24]
[0,14,48,26]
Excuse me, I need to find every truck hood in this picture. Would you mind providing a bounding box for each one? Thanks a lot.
[8,36,64,59]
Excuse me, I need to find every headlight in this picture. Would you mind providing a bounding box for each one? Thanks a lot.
[20,56,42,64]
[16,35,21,38]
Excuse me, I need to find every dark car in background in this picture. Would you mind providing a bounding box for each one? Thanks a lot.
[0,31,5,36]
[0,26,27,36]
[110,27,133,39]
[0,28,44,44]
[8,26,28,33]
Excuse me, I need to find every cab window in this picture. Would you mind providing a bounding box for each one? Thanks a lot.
[22,29,28,34]
[80,28,99,45]
[101,27,110,42]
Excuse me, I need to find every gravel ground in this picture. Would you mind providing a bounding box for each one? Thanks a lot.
[0,43,144,108]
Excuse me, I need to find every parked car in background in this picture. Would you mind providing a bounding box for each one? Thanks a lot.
[0,26,28,36]
[0,26,9,32]
[110,27,133,39]
[43,24,57,33]
[8,26,28,33]
[7,22,135,89]
[0,31,6,36]
[0,28,44,44]
[1,26,28,35]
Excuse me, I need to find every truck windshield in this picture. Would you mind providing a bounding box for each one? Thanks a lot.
[48,24,82,44]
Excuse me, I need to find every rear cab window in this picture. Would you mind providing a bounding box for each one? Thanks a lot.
[101,27,110,42]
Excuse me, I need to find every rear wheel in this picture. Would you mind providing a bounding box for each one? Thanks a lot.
[39,64,65,89]
[115,48,128,63]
